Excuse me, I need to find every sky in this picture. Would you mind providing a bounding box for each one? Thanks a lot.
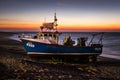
[0,0,120,32]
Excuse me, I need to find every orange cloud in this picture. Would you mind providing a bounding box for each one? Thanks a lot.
[0,19,41,31]
[0,18,120,31]
[0,23,41,31]
[58,24,120,31]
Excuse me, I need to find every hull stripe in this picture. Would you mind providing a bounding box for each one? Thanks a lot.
[28,52,101,55]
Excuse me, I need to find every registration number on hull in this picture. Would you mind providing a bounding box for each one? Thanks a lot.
[26,42,35,48]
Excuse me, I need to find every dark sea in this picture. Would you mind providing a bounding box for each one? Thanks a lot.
[10,32,120,60]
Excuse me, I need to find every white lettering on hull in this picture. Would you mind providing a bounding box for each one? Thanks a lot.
[26,42,35,48]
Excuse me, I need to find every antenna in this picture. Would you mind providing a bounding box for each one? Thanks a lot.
[54,12,57,22]
[54,12,58,31]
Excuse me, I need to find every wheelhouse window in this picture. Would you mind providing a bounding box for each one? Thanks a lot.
[49,34,52,37]
[44,34,47,36]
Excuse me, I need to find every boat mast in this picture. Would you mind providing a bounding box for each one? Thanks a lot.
[54,12,58,31]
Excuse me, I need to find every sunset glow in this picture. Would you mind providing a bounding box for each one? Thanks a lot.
[0,0,120,32]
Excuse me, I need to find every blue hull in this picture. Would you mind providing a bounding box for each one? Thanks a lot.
[21,38,102,56]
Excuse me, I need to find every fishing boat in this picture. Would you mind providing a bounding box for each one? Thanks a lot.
[20,13,104,62]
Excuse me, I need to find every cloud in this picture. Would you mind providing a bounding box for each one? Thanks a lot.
[0,18,21,22]
[0,18,32,23]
